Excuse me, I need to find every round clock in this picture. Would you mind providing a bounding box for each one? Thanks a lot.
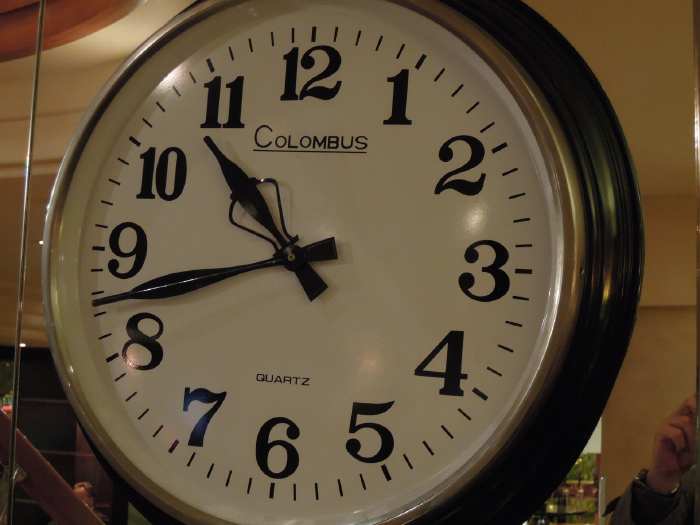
[42,1,642,524]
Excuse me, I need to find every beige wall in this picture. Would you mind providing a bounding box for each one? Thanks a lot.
[602,196,696,502]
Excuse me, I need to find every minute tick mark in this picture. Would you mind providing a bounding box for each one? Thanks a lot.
[314,482,319,501]
[415,54,427,69]
[375,35,384,51]
[403,453,413,469]
[105,353,118,362]
[311,26,317,43]
[114,372,126,382]
[169,440,179,453]
[422,440,434,456]
[337,479,344,497]
[108,178,120,186]
[509,192,526,199]
[441,425,454,439]
[156,102,166,113]
[498,344,515,353]
[451,84,464,97]
[226,470,232,487]
[142,118,152,128]
[355,30,362,46]
[381,464,392,481]
[333,27,338,42]
[434,68,445,82]
[480,122,495,133]
[248,38,254,53]
[207,463,214,479]
[128,136,141,147]
[228,46,235,61]
[466,101,480,113]
[458,408,472,420]
[269,482,275,499]
[189,71,197,83]
[396,43,406,59]
[187,452,196,467]
[153,425,163,437]
[487,366,503,377]
[359,474,367,490]
[99,333,112,341]
[492,142,508,154]
[137,408,149,420]
[473,388,489,401]
[117,157,129,166]
[125,392,137,402]
[246,477,252,495]
[172,85,181,97]
[506,321,523,327]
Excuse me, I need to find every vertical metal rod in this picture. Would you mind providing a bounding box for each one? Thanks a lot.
[695,0,700,523]
[7,1,46,523]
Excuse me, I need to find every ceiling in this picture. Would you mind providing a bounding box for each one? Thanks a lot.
[0,0,693,346]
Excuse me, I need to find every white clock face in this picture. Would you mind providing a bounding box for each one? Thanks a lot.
[45,1,583,524]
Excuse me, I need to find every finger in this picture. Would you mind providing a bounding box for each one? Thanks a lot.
[672,395,697,418]
[667,415,696,452]
[657,425,687,454]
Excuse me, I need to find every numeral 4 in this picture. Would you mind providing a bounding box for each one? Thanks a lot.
[415,331,468,396]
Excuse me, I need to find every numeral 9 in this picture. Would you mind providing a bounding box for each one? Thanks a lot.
[108,222,147,279]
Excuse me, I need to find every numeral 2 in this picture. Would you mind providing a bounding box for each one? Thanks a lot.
[201,76,245,128]
[281,46,342,101]
[435,135,486,196]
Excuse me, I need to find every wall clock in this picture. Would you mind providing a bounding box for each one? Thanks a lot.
[42,1,642,524]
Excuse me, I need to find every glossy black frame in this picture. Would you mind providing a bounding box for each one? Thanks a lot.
[50,0,643,524]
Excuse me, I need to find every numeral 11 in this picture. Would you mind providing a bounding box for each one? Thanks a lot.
[201,76,245,128]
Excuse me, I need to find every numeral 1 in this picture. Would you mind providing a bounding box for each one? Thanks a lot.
[201,76,245,128]
[384,69,412,125]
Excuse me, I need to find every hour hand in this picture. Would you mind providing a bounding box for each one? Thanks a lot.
[204,135,287,247]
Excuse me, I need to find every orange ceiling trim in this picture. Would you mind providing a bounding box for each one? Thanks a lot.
[0,0,141,62]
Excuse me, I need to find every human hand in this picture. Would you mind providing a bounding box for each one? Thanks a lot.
[646,395,696,493]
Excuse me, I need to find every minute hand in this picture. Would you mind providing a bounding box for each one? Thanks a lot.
[92,256,284,307]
